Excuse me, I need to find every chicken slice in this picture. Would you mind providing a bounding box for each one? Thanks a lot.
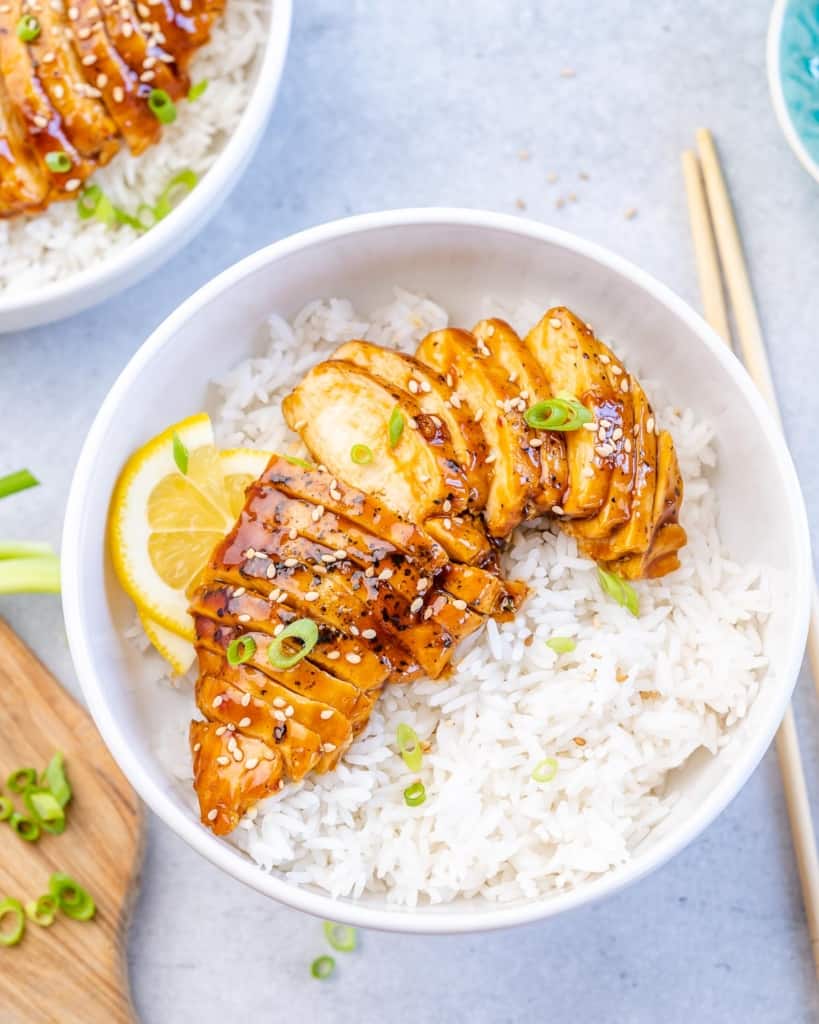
[471,318,568,513]
[334,340,491,510]
[190,720,283,836]
[282,360,471,525]
[145,0,225,68]
[416,328,540,538]
[27,0,119,164]
[99,0,187,102]
[0,73,47,216]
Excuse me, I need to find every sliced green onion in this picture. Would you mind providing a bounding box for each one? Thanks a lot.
[524,397,592,431]
[0,469,38,500]
[136,203,157,230]
[45,150,72,173]
[0,540,53,559]
[546,636,576,654]
[49,873,96,921]
[16,13,40,40]
[153,169,197,221]
[323,921,357,952]
[25,894,58,927]
[7,768,37,794]
[10,813,40,842]
[25,789,66,835]
[388,406,404,448]
[311,955,335,979]
[531,757,558,783]
[0,555,60,594]
[396,723,423,772]
[226,634,256,666]
[42,751,71,809]
[76,185,135,230]
[172,432,189,474]
[282,454,313,470]
[0,797,12,821]
[350,444,373,465]
[403,780,426,807]
[148,88,177,124]
[596,566,639,617]
[268,618,318,670]
[188,79,208,101]
[0,899,25,947]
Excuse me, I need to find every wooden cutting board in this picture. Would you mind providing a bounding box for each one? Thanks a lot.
[0,619,143,1024]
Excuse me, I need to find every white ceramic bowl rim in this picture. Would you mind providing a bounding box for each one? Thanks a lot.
[62,208,812,934]
[0,0,292,321]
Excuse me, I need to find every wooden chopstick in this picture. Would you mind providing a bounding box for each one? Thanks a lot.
[682,134,819,977]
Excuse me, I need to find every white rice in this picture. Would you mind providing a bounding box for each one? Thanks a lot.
[149,289,771,906]
[0,0,266,296]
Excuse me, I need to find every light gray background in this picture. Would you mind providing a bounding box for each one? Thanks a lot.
[3,1,819,1021]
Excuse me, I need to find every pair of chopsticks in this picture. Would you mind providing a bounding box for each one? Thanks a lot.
[682,129,819,976]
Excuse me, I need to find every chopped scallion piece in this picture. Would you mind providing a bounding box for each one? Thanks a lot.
[16,13,40,40]
[546,636,576,654]
[596,566,639,617]
[403,780,426,807]
[49,873,96,921]
[282,455,313,470]
[0,899,25,947]
[531,757,558,783]
[42,751,71,809]
[172,432,189,474]
[226,634,256,666]
[311,955,335,980]
[0,469,38,500]
[187,79,208,101]
[396,723,423,772]
[10,813,40,842]
[350,444,373,465]
[268,618,318,669]
[323,921,357,952]
[7,768,36,794]
[153,169,197,221]
[388,406,404,448]
[0,797,12,821]
[24,789,66,835]
[524,397,592,431]
[45,150,72,173]
[25,894,58,927]
[147,88,177,124]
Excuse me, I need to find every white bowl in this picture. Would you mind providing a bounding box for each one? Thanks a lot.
[62,209,812,933]
[0,0,292,334]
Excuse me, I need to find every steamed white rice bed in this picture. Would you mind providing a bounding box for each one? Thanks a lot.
[0,0,265,296]
[152,290,771,907]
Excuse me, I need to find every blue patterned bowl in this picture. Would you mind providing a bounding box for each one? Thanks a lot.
[768,0,819,182]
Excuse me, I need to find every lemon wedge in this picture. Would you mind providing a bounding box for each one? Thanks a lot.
[139,611,196,677]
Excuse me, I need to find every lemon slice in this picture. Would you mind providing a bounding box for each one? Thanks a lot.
[139,611,196,676]
[221,448,274,517]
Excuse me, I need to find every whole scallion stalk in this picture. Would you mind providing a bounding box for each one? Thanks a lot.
[0,470,60,594]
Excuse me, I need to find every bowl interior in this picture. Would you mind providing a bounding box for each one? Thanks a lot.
[64,214,810,931]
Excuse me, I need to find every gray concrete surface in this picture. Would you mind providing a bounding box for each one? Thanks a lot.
[3,1,819,1021]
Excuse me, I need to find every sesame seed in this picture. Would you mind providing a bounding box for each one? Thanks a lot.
[329,487,342,501]
[321,553,336,564]
[582,466,595,478]
[322,743,336,753]
[549,317,562,329]
[239,716,251,728]
[620,377,630,393]
[442,499,452,513]
[283,558,298,568]
[378,568,393,581]
[273,709,286,722]
[213,695,224,708]
[207,808,218,821]
[140,70,155,82]
[277,592,288,604]
[113,86,124,102]
[449,393,461,409]
[232,748,243,762]
[237,613,251,623]
[474,408,484,423]
[646,416,655,434]
[327,651,341,660]
[142,55,156,68]
[350,625,360,636]
[245,757,259,770]
[33,115,49,129]
[345,652,361,664]
[77,25,91,37]
[364,566,375,578]
[273,623,284,636]
[241,692,251,707]
[137,1,148,13]
[42,50,55,62]
[529,437,543,448]
[233,586,246,597]
[67,4,77,16]
[305,591,319,602]
[361,628,377,639]
[445,373,454,388]
[95,73,107,87]
[595,443,614,457]
[420,380,431,393]
[216,755,229,766]
[408,379,419,394]
[507,371,518,384]
[335,549,347,559]
[408,417,418,429]
[81,53,97,65]
[485,452,497,464]
[320,709,333,720]
[451,598,467,611]
[624,438,633,453]
[443,517,452,530]
[311,505,324,522]
[582,421,598,432]
[215,726,227,737]
[272,697,286,708]
[417,576,430,593]
[243,547,256,559]
[609,364,622,376]
[410,597,423,614]
[193,742,201,752]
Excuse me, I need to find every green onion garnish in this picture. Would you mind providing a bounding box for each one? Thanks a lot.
[323,921,357,952]
[388,407,404,448]
[0,555,60,594]
[311,955,335,980]
[0,469,38,500]
[0,797,12,821]
[153,169,197,221]
[76,185,136,230]
[148,88,177,124]
[172,432,189,474]
[25,894,58,927]
[596,566,639,617]
[0,540,52,559]
[403,780,426,807]
[282,454,314,470]
[24,789,66,835]
[226,634,256,666]
[188,79,208,101]
[396,723,423,772]
[0,899,25,947]
[45,150,72,173]
[7,768,36,793]
[16,13,40,40]
[546,637,576,654]
[49,873,96,921]
[268,618,319,669]
[524,397,593,431]
[350,444,373,465]
[10,813,40,842]
[42,751,71,809]
[531,757,558,783]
